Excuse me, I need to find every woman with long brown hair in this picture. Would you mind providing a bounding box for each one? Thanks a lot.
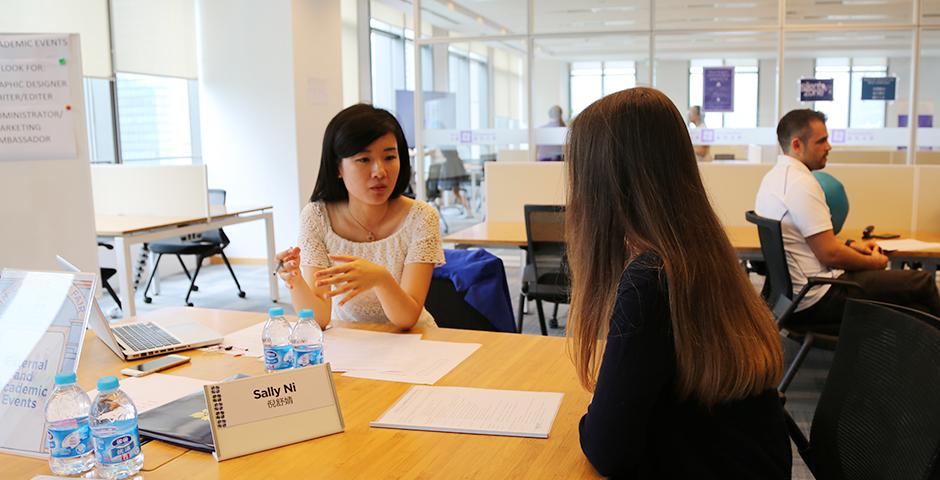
[567,88,790,478]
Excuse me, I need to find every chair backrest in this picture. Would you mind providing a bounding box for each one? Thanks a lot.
[424,278,499,332]
[426,163,443,198]
[523,205,566,281]
[808,299,940,480]
[812,171,849,236]
[208,188,227,207]
[440,149,468,178]
[745,211,793,318]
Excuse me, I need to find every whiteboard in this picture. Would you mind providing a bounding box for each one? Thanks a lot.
[0,34,98,274]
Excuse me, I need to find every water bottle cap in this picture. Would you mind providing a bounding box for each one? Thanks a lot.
[97,376,119,392]
[298,309,314,319]
[268,307,285,317]
[54,372,76,385]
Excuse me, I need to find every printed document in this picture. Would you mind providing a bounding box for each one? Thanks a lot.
[371,386,564,438]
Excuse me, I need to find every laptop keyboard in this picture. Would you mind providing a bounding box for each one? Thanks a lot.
[112,322,180,352]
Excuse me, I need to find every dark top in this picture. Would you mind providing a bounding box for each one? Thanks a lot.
[579,252,792,479]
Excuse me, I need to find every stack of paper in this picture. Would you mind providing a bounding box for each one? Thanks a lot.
[212,323,481,385]
[371,386,564,438]
[876,238,940,252]
[85,374,211,414]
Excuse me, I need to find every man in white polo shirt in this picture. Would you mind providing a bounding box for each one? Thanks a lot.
[756,109,940,328]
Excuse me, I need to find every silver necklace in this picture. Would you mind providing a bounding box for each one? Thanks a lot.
[347,203,387,242]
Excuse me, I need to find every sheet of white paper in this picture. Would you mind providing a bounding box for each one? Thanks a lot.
[876,238,940,252]
[216,321,266,357]
[86,373,211,414]
[323,328,423,372]
[371,386,564,438]
[213,323,424,371]
[343,340,481,384]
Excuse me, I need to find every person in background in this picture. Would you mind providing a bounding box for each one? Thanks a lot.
[536,105,566,161]
[687,105,710,161]
[275,104,445,330]
[756,109,940,330]
[567,87,790,478]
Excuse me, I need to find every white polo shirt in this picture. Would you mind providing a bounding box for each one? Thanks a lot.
[755,155,843,311]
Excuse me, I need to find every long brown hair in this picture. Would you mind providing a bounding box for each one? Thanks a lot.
[565,87,782,406]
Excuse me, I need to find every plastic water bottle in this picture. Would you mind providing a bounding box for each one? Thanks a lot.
[90,376,143,479]
[45,372,95,475]
[290,309,324,368]
[262,307,294,372]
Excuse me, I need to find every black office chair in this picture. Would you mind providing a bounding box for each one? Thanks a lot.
[518,205,569,336]
[97,242,122,310]
[784,299,940,479]
[425,277,499,332]
[427,162,449,233]
[142,189,245,307]
[745,210,861,393]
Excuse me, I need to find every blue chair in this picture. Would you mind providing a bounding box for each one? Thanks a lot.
[428,249,515,333]
[813,171,849,236]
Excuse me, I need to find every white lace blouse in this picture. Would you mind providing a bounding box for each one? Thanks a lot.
[297,200,445,325]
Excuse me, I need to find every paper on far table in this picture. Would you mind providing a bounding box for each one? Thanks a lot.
[371,386,564,438]
[876,238,940,252]
[343,340,481,384]
[86,374,211,414]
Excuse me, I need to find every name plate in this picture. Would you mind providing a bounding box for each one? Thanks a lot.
[205,364,344,461]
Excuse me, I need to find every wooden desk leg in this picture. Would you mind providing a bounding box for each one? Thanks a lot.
[264,212,279,303]
[114,236,136,317]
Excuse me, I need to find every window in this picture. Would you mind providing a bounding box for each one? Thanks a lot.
[814,58,887,128]
[83,78,116,164]
[449,47,490,157]
[569,61,637,117]
[688,59,759,128]
[115,73,200,164]
[370,19,433,115]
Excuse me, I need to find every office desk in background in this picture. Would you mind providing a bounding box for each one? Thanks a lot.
[0,307,596,479]
[444,222,940,275]
[96,205,277,317]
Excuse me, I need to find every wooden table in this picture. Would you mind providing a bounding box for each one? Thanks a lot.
[445,222,940,274]
[0,308,597,479]
[96,205,276,317]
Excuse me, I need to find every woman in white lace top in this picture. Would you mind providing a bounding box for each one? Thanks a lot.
[275,105,444,329]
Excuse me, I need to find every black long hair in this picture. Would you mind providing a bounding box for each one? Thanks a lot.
[310,104,411,202]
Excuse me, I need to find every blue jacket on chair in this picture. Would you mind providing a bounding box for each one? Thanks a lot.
[433,249,516,333]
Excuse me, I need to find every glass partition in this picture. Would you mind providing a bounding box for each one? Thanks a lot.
[917,29,940,163]
[786,0,913,26]
[533,0,649,33]
[419,0,526,38]
[654,31,778,162]
[784,30,913,163]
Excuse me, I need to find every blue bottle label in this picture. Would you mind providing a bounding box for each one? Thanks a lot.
[293,345,323,367]
[91,418,141,465]
[264,344,293,370]
[47,417,92,459]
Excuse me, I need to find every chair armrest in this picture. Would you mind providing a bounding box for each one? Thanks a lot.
[97,242,114,250]
[805,277,862,290]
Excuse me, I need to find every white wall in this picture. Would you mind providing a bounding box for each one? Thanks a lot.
[531,58,569,123]
[196,0,342,259]
[781,59,815,116]
[340,0,360,107]
[197,0,297,259]
[758,59,777,127]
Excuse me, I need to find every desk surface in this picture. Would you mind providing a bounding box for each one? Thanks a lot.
[96,205,272,236]
[0,307,596,479]
[444,222,940,257]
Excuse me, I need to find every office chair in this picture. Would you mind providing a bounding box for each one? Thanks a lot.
[426,162,449,233]
[97,242,122,310]
[784,299,940,480]
[142,189,245,307]
[425,278,500,332]
[518,205,569,336]
[745,210,861,393]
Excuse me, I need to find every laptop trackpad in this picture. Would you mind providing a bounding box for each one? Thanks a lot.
[164,321,221,343]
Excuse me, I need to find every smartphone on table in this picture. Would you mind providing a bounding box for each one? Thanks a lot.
[120,354,190,377]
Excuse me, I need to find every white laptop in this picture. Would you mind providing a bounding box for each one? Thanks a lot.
[57,255,223,360]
